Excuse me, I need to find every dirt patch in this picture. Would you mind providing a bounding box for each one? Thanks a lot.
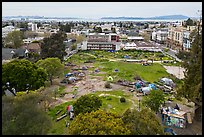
[163,65,185,79]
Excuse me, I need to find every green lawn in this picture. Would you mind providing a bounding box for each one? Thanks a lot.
[47,101,74,135]
[93,61,170,83]
[47,90,135,134]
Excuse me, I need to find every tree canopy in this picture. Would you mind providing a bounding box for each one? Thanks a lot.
[4,30,23,49]
[185,18,194,26]
[2,93,52,135]
[59,23,71,33]
[40,31,67,61]
[2,59,47,92]
[177,29,202,106]
[35,58,64,85]
[141,90,165,112]
[68,109,131,135]
[73,94,102,116]
[122,108,165,135]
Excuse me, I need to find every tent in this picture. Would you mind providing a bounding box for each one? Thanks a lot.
[65,73,73,77]
[107,76,113,81]
[78,72,85,77]
[68,77,76,82]
[160,78,174,86]
[141,87,152,95]
[135,82,142,89]
[148,84,157,90]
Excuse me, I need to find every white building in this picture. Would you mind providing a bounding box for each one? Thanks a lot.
[183,31,191,51]
[31,23,38,32]
[2,26,16,38]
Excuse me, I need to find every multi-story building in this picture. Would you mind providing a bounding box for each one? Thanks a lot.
[166,26,184,50]
[151,28,168,44]
[183,31,191,51]
[81,33,121,50]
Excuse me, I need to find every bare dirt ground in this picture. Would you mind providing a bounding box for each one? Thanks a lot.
[63,70,131,99]
[163,65,185,79]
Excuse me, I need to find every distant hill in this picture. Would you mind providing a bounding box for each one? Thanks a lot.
[101,15,190,20]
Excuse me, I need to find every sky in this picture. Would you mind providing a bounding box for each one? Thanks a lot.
[2,2,202,19]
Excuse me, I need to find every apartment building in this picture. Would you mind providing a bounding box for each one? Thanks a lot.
[81,33,121,50]
[166,26,184,50]
[151,28,168,44]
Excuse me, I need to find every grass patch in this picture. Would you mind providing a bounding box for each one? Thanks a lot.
[47,101,75,135]
[100,95,132,115]
[94,61,170,83]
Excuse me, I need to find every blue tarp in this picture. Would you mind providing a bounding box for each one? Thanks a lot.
[148,84,157,90]
[65,73,73,77]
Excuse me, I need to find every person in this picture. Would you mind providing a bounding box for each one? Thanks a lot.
[67,105,70,115]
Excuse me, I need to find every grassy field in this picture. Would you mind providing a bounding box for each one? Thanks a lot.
[93,61,170,83]
[47,90,135,134]
[47,101,74,135]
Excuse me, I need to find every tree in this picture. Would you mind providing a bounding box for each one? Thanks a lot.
[141,90,165,112]
[122,108,165,135]
[35,58,64,85]
[186,18,194,26]
[2,59,47,92]
[23,31,38,39]
[59,23,71,33]
[2,93,52,135]
[68,109,131,135]
[71,43,77,51]
[111,27,116,33]
[94,27,102,33]
[73,94,102,116]
[177,28,202,120]
[40,31,67,61]
[4,30,23,49]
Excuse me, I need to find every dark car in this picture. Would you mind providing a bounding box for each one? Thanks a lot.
[164,128,177,135]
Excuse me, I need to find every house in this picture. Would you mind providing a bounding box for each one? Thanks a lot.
[21,43,41,54]
[12,48,29,59]
[2,48,16,60]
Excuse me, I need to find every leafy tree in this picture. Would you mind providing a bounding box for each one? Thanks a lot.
[186,18,194,26]
[177,28,202,120]
[71,43,77,51]
[59,23,71,33]
[122,108,165,135]
[35,58,64,85]
[2,93,52,135]
[94,27,102,33]
[73,94,102,116]
[142,90,165,112]
[111,27,116,33]
[2,59,47,92]
[40,31,67,61]
[4,30,23,49]
[23,31,38,39]
[68,109,131,135]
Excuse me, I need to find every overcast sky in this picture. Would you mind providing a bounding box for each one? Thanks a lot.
[2,2,202,19]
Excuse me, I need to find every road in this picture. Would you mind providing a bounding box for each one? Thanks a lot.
[152,41,182,62]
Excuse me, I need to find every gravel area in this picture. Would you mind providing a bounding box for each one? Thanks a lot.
[163,66,185,79]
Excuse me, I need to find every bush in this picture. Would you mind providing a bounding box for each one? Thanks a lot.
[120,97,126,103]
[105,81,111,88]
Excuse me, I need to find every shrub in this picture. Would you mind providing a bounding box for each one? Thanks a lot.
[105,81,111,88]
[120,97,126,103]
